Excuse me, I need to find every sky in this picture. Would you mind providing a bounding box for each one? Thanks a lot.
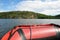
[0,0,60,15]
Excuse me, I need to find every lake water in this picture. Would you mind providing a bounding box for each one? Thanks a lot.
[0,19,60,38]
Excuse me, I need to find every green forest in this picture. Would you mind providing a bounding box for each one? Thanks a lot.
[0,11,60,19]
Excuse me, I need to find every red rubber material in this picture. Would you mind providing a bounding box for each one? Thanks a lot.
[1,24,60,40]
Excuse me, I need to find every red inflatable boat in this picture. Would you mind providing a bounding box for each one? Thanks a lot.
[1,24,60,40]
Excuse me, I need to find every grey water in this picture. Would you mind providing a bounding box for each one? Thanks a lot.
[0,19,60,38]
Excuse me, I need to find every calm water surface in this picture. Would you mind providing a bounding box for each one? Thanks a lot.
[0,19,60,38]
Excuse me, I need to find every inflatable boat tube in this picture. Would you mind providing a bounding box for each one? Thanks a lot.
[1,24,60,40]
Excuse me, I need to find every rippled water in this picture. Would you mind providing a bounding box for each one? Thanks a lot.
[0,19,60,38]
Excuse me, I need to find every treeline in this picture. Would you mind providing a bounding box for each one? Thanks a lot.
[0,11,60,19]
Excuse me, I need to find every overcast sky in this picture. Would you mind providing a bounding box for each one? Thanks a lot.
[0,0,60,15]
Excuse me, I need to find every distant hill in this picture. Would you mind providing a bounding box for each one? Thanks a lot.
[0,11,59,19]
[55,15,60,19]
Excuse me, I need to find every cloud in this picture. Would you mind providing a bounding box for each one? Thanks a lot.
[40,10,60,15]
[22,0,59,2]
[0,10,6,12]
[0,0,60,15]
[0,11,4,12]
[15,1,60,15]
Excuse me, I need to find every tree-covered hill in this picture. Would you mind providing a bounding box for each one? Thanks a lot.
[55,15,60,19]
[0,11,59,19]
